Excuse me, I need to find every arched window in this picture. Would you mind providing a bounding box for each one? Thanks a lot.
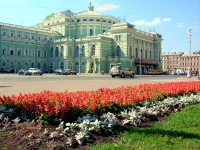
[24,62,28,68]
[37,63,41,69]
[116,46,120,57]
[55,47,59,57]
[81,46,85,57]
[50,63,53,72]
[61,46,64,57]
[75,46,79,57]
[60,62,64,69]
[91,45,95,56]
[50,47,54,57]
[17,62,21,69]
[75,62,79,65]
[31,62,34,68]
[10,62,14,69]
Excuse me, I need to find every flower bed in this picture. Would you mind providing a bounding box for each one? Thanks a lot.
[0,81,200,120]
[0,81,200,148]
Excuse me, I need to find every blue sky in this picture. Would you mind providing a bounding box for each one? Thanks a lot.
[0,0,199,54]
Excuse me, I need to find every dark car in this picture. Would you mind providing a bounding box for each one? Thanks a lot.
[54,69,69,75]
[0,68,15,73]
[18,69,32,75]
[65,69,77,75]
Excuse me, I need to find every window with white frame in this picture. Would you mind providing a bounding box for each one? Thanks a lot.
[44,51,47,58]
[60,46,64,57]
[24,49,28,56]
[18,49,21,56]
[2,47,6,55]
[89,29,94,36]
[55,47,59,57]
[44,37,47,42]
[38,36,41,41]
[10,32,14,38]
[25,34,28,40]
[50,47,54,57]
[37,50,41,57]
[10,49,14,55]
[32,35,35,40]
[18,33,21,39]
[3,31,6,37]
[31,49,35,57]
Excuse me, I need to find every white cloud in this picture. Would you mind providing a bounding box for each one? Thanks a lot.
[133,20,146,26]
[176,22,184,28]
[163,18,171,22]
[95,4,119,11]
[145,18,161,26]
[133,17,171,26]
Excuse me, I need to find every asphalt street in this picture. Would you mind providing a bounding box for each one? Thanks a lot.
[0,73,199,96]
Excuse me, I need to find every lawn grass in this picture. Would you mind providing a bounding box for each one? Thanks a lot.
[89,103,200,150]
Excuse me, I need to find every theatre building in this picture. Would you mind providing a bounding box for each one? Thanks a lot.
[0,3,162,74]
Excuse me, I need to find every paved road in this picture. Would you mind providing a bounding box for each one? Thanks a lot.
[0,73,199,96]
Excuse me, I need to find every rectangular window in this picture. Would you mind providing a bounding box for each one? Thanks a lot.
[38,50,41,57]
[38,36,41,41]
[10,32,14,38]
[31,50,34,57]
[3,31,6,37]
[44,51,47,58]
[10,50,14,55]
[18,33,21,38]
[24,49,28,56]
[44,37,47,42]
[25,34,28,40]
[32,35,35,40]
[18,49,21,56]
[2,47,6,55]
[89,29,93,36]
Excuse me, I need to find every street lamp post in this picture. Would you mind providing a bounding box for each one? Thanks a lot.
[78,49,82,74]
[140,50,142,75]
[187,28,192,78]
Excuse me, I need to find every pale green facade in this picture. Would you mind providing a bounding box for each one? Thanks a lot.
[0,4,162,74]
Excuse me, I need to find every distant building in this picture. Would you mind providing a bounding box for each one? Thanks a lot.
[161,51,200,74]
[0,3,162,74]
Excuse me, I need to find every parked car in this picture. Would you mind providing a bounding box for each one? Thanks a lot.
[18,69,32,76]
[54,69,69,75]
[110,66,135,78]
[28,68,43,75]
[65,69,77,75]
[0,68,15,73]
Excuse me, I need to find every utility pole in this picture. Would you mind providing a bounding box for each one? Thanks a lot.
[187,28,192,78]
